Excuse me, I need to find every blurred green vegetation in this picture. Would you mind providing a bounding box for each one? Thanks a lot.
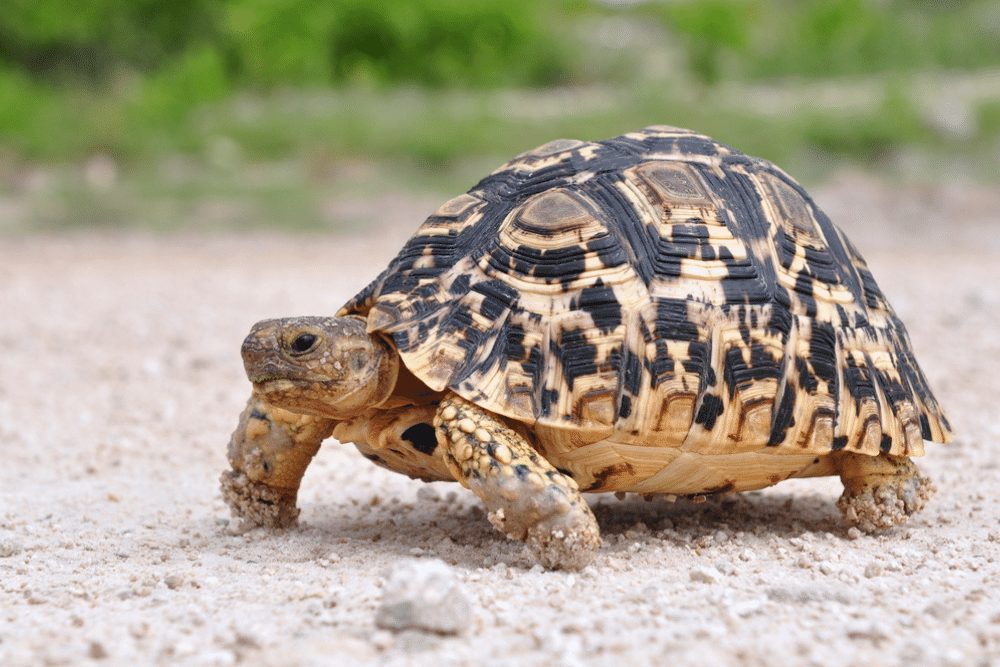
[653,0,1000,84]
[0,0,998,230]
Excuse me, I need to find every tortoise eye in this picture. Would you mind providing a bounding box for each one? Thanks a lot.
[290,333,318,354]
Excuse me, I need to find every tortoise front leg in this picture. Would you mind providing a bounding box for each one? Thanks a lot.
[434,394,601,570]
[220,393,336,528]
[835,453,935,533]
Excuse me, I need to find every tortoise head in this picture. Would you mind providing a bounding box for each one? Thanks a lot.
[241,316,398,419]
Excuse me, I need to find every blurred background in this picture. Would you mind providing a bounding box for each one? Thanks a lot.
[1,0,998,232]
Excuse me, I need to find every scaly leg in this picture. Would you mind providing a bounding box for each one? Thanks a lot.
[434,394,601,570]
[836,453,935,533]
[220,393,335,528]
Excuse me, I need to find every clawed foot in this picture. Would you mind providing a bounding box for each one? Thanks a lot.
[220,469,300,529]
[436,395,601,570]
[483,477,601,570]
[837,455,935,533]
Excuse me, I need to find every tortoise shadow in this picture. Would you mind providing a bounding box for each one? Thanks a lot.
[205,488,849,571]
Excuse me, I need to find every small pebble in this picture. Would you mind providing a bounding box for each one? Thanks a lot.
[88,641,108,660]
[847,527,862,540]
[0,538,23,558]
[375,559,472,636]
[864,563,882,578]
[689,565,721,584]
[164,574,183,590]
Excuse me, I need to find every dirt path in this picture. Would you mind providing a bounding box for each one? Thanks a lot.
[1,177,998,666]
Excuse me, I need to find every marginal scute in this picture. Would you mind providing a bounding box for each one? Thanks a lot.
[340,126,951,492]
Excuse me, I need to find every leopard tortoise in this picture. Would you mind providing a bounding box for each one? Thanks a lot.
[221,125,951,569]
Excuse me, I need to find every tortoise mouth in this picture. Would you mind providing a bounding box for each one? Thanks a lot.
[250,377,299,393]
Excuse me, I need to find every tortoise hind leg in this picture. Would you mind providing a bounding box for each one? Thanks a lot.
[835,453,935,533]
[434,394,601,570]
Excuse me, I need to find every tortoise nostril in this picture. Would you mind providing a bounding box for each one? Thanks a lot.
[241,333,265,363]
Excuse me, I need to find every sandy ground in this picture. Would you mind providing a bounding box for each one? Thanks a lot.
[2,173,999,666]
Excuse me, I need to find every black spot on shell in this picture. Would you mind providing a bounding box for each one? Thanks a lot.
[843,352,876,406]
[831,436,849,451]
[695,394,724,431]
[586,236,628,268]
[766,306,793,337]
[794,273,818,317]
[623,349,643,395]
[738,322,751,346]
[448,274,471,296]
[575,279,622,333]
[393,329,411,353]
[402,423,438,455]
[796,357,818,394]
[584,462,635,491]
[654,299,700,342]
[540,388,559,415]
[507,322,527,360]
[618,395,632,418]
[552,329,598,391]
[809,322,839,388]
[768,388,796,446]
[473,279,518,321]
[723,344,781,400]
[647,340,674,388]
[919,413,932,441]
[500,244,587,285]
[880,434,893,453]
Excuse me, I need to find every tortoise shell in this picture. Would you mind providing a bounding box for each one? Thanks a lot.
[340,126,951,463]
